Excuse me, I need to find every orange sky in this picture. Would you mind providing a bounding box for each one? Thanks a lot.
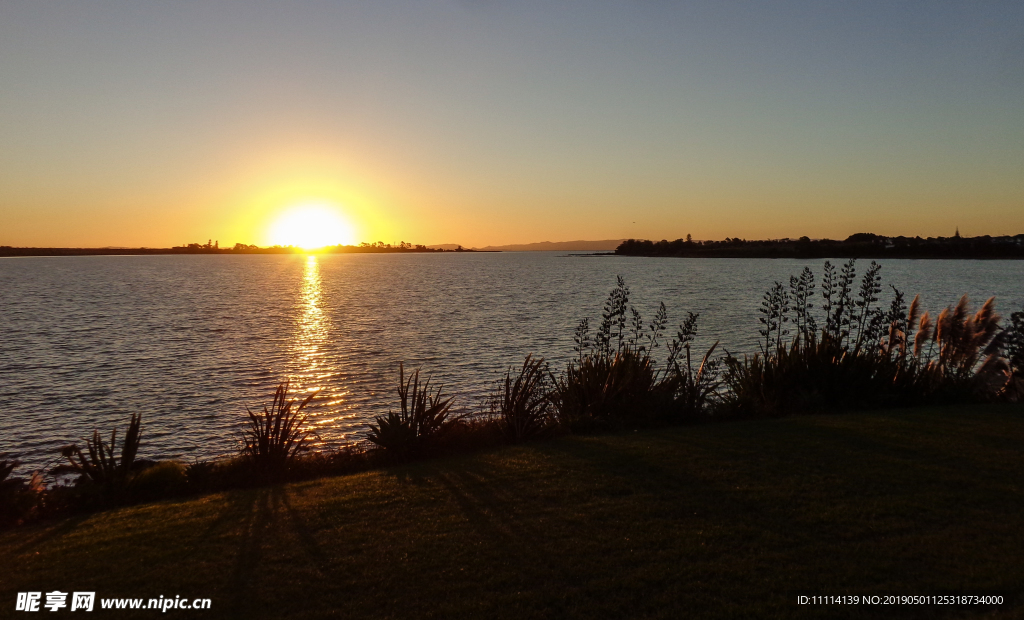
[1,2,1022,248]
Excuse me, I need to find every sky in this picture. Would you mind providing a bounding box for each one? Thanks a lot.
[1,1,1022,248]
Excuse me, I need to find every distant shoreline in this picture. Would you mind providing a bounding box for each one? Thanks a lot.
[0,246,495,257]
[615,233,1024,260]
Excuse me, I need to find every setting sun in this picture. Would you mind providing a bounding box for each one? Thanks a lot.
[268,203,357,249]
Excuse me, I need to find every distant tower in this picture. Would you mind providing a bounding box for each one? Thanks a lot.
[954,227,961,238]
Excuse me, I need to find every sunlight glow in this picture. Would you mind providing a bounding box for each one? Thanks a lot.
[269,203,357,248]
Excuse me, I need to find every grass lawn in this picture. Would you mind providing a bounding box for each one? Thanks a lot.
[2,404,1022,619]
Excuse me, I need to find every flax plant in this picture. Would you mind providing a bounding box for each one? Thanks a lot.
[491,355,554,442]
[60,413,142,487]
[367,363,455,454]
[242,382,317,477]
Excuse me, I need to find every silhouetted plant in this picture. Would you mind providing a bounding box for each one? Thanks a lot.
[183,459,218,493]
[1001,306,1024,399]
[573,318,591,363]
[824,259,856,345]
[552,278,711,430]
[60,413,142,488]
[367,363,455,455]
[922,296,1004,389]
[758,282,789,354]
[594,276,632,356]
[242,382,317,478]
[551,348,665,430]
[491,355,554,442]
[790,267,816,344]
[724,334,882,416]
[666,342,721,421]
[852,261,883,351]
[726,261,1012,416]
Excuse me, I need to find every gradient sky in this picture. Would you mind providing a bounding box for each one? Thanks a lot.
[1,1,1022,247]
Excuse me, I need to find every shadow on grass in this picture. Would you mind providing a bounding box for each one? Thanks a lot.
[10,514,90,556]
[197,485,331,616]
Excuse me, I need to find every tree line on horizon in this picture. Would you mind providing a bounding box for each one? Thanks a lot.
[616,231,1024,259]
[0,241,476,256]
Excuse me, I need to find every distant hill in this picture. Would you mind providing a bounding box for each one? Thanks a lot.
[472,239,624,252]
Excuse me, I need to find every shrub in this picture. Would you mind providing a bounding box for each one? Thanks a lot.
[1002,306,1024,400]
[0,458,43,527]
[367,363,456,456]
[129,461,187,501]
[242,382,317,480]
[491,355,554,442]
[552,348,666,431]
[724,261,1011,417]
[663,335,721,422]
[723,334,888,417]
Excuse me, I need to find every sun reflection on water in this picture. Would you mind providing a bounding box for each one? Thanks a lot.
[289,255,351,446]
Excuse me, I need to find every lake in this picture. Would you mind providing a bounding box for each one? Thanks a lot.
[2,252,1022,473]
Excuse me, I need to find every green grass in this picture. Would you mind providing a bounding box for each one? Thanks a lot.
[2,405,1023,619]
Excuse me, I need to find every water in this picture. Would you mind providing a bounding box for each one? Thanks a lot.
[2,252,1022,473]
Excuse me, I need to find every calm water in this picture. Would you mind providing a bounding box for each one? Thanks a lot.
[2,252,1022,473]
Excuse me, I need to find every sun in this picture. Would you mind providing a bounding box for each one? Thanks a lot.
[268,203,357,249]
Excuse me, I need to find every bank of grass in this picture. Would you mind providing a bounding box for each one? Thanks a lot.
[2,404,1022,619]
